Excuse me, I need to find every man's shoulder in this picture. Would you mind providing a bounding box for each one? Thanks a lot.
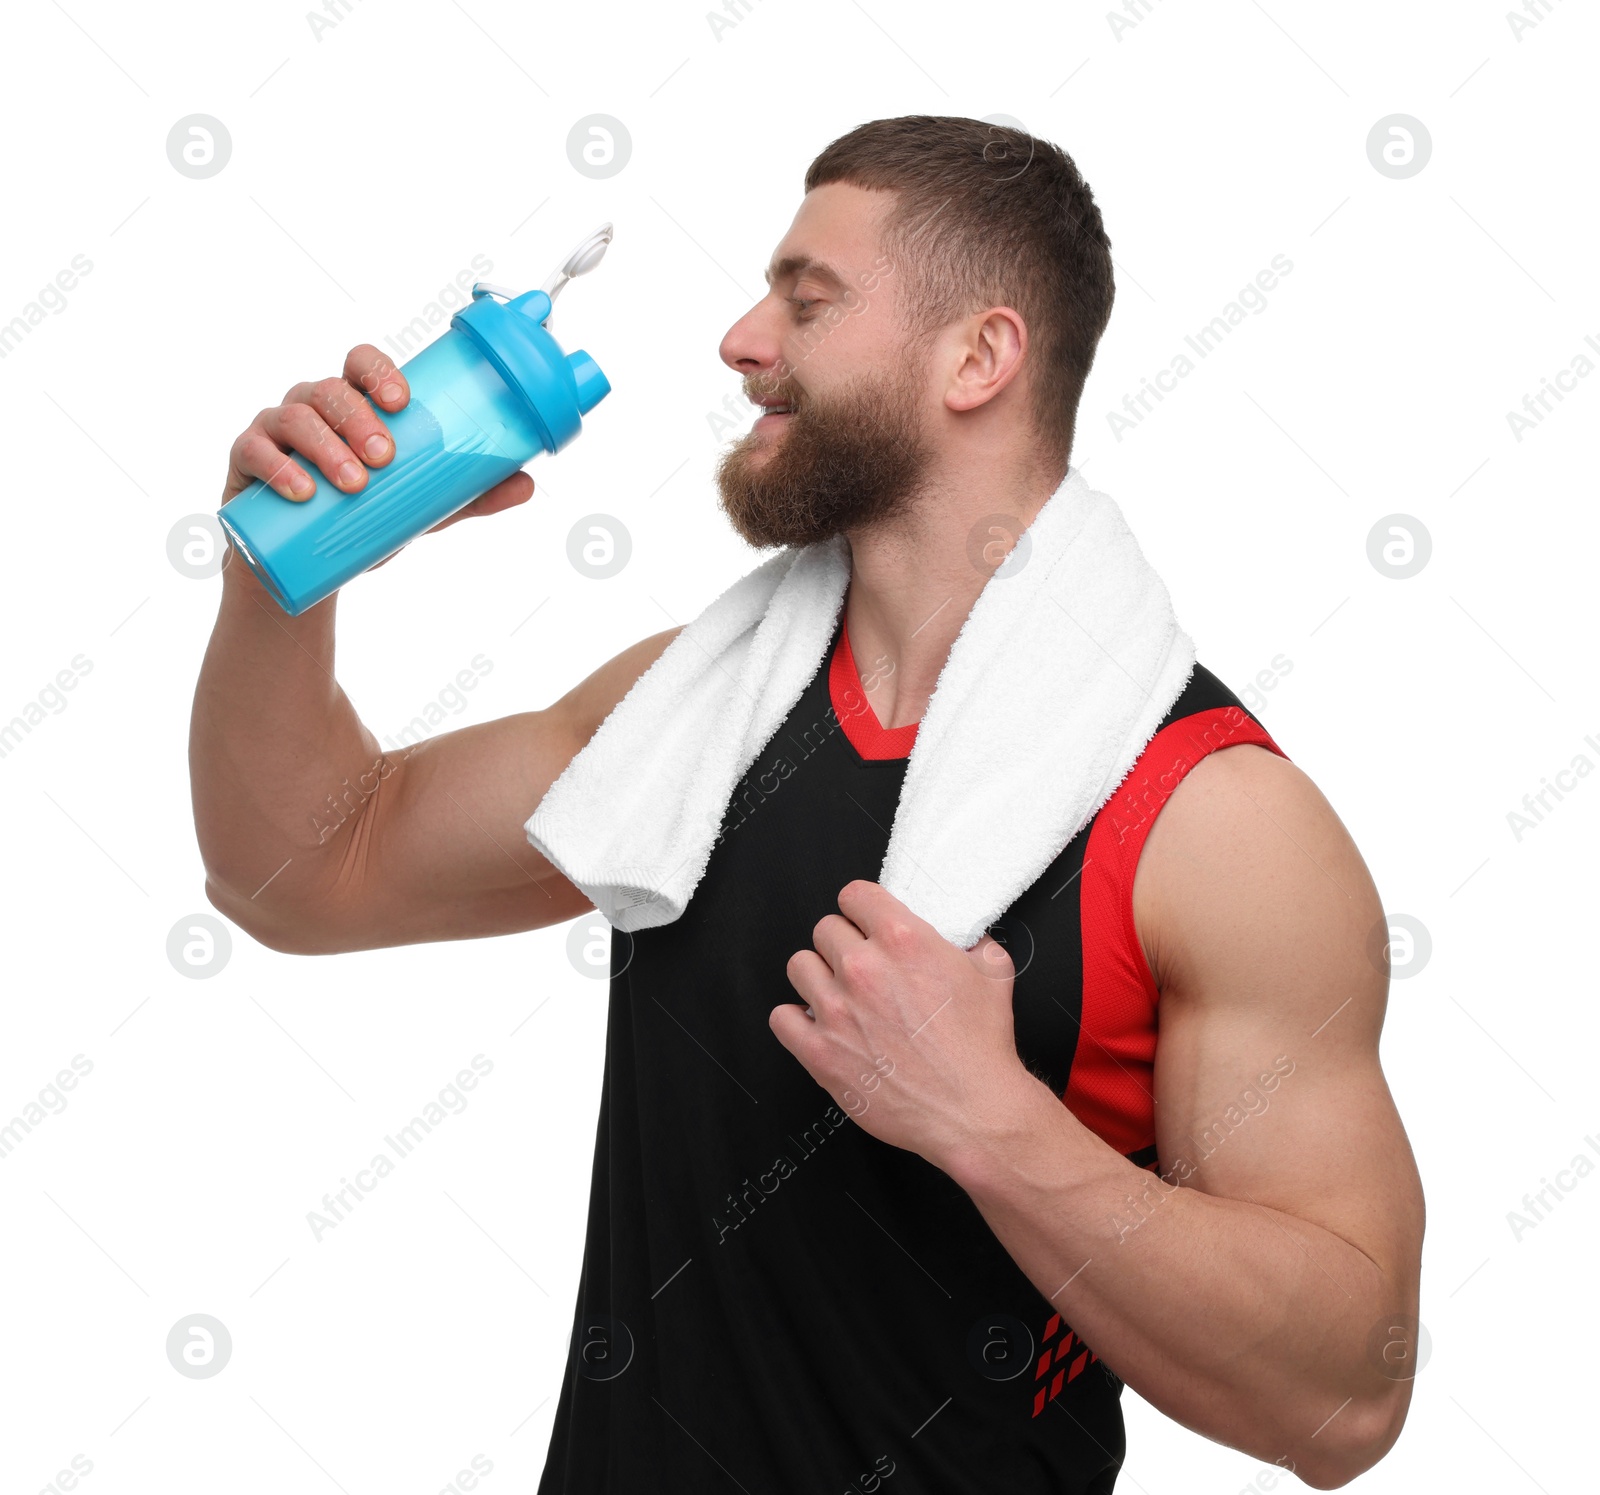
[1137,728,1340,900]
[1132,726,1381,1006]
[550,625,685,745]
[1090,660,1286,857]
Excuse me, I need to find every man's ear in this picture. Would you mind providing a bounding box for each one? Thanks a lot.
[943,307,1028,414]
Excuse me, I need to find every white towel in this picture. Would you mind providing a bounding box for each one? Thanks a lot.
[525,464,1196,950]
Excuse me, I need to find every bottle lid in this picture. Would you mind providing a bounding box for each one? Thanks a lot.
[450,224,613,453]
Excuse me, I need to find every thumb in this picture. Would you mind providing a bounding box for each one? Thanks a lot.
[425,470,537,536]
[965,932,1015,983]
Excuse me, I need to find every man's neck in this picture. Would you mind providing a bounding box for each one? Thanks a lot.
[840,456,1068,730]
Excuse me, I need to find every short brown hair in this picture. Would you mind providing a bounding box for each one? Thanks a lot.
[805,115,1115,476]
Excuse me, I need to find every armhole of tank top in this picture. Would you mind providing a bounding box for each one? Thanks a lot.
[1113,712,1291,1003]
[1123,835,1162,1006]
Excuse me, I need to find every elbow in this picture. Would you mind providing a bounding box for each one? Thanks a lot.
[203,877,331,956]
[1296,1387,1411,1490]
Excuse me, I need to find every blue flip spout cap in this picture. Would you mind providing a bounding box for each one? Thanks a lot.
[566,348,609,415]
[451,286,610,454]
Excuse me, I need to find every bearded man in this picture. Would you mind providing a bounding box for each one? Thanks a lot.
[194,114,1424,1493]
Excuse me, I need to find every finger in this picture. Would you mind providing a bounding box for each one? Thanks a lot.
[282,375,396,470]
[785,948,836,1007]
[768,1000,821,1062]
[836,879,917,939]
[259,401,369,493]
[342,343,409,413]
[423,470,535,535]
[227,427,317,502]
[809,911,865,974]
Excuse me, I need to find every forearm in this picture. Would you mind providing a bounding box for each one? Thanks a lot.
[944,1076,1409,1488]
[188,555,389,930]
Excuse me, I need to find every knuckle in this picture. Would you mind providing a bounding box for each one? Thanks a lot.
[880,920,913,953]
[836,947,872,986]
[315,378,359,425]
[292,404,338,445]
[813,989,847,1023]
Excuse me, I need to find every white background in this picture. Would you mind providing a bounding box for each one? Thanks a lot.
[1,0,1595,1491]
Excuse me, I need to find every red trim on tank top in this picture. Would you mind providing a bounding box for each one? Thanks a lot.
[829,619,919,761]
[827,626,1293,1166]
[1065,706,1290,1159]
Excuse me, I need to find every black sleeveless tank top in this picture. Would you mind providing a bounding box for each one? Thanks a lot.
[537,614,1286,1494]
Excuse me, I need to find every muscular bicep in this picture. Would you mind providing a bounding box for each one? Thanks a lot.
[303,627,682,952]
[1135,744,1425,1292]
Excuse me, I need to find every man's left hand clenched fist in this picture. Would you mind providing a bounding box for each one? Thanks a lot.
[771,879,1044,1177]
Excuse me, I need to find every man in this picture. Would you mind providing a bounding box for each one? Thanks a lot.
[192,115,1424,1492]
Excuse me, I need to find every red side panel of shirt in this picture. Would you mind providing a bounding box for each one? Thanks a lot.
[827,625,1291,1165]
[1068,706,1290,1161]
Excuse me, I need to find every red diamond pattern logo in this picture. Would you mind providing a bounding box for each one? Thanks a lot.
[1031,1311,1098,1417]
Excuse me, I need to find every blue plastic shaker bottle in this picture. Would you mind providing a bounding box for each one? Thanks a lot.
[217,224,614,615]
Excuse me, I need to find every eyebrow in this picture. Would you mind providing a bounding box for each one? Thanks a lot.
[763,255,849,291]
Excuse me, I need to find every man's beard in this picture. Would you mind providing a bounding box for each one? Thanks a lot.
[714,362,934,548]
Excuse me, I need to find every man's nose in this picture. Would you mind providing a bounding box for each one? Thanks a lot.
[719,299,783,380]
